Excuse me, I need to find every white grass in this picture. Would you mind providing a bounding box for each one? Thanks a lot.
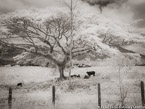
[0,66,56,85]
[0,66,145,108]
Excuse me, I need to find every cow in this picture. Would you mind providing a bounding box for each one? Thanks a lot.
[86,71,95,77]
[78,64,83,68]
[71,74,80,78]
[17,83,23,87]
[84,75,89,79]
[77,75,80,78]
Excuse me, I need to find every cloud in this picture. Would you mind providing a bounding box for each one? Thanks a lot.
[81,0,145,27]
[128,0,145,27]
[0,0,24,13]
[0,0,58,14]
[128,0,145,5]
[0,0,145,27]
[20,0,58,7]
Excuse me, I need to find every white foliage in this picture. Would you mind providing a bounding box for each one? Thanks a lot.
[1,1,145,65]
[13,52,29,61]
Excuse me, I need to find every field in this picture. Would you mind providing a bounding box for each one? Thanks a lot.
[0,66,145,109]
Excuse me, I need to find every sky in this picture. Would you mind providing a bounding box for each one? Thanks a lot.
[128,0,145,27]
[0,0,145,26]
[0,0,58,14]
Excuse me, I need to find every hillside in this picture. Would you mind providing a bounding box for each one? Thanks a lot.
[0,0,145,66]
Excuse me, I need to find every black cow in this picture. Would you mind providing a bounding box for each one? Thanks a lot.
[17,83,23,87]
[84,75,89,79]
[71,74,80,78]
[78,65,83,68]
[71,75,76,78]
[77,75,80,78]
[87,71,95,77]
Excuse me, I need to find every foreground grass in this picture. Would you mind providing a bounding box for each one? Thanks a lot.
[0,66,145,108]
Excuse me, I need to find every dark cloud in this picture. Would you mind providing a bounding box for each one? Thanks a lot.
[82,0,128,6]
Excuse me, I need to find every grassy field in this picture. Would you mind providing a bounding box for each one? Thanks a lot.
[0,66,145,109]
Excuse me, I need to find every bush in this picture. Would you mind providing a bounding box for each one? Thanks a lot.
[14,52,52,67]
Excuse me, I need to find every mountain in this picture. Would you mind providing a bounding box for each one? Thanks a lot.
[122,44,145,55]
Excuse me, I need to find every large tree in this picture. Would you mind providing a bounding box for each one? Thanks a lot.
[1,13,96,80]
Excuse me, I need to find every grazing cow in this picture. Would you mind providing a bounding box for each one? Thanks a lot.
[87,71,95,77]
[71,75,76,78]
[17,83,22,87]
[77,75,80,78]
[84,75,89,79]
[71,74,80,78]
[78,65,83,68]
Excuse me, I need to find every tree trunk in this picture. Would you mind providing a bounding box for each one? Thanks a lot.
[58,64,66,80]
